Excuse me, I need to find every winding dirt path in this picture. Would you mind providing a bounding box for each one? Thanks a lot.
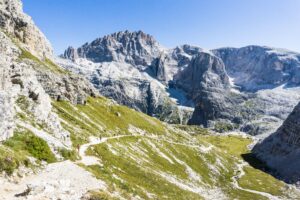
[0,161,105,200]
[77,134,211,166]
[78,135,136,165]
[232,161,281,200]
[77,133,283,199]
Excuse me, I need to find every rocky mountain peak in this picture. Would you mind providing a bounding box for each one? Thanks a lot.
[0,0,53,59]
[102,30,158,45]
[60,30,300,134]
[63,30,162,65]
[63,46,78,61]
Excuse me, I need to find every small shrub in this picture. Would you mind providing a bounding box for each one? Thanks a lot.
[87,191,117,200]
[0,146,29,175]
[59,148,78,161]
[4,130,56,163]
[214,122,236,133]
[0,156,19,175]
[16,95,30,111]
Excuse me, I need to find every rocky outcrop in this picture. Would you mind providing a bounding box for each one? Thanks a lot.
[63,46,78,62]
[0,0,97,149]
[214,46,300,91]
[174,52,236,126]
[174,52,230,99]
[0,30,70,147]
[0,0,53,59]
[150,54,167,82]
[253,102,300,183]
[32,63,97,105]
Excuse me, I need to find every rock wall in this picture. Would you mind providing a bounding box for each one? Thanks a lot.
[0,0,53,59]
[214,46,300,91]
[0,1,98,149]
[253,102,300,183]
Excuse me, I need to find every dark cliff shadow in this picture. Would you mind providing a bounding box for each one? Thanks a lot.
[241,153,271,172]
[241,153,293,184]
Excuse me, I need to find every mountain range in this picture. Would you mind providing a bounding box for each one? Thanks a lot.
[59,31,300,136]
[0,0,300,199]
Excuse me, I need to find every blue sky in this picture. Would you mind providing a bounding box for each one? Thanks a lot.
[23,0,300,55]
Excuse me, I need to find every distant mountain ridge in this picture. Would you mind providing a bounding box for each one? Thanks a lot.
[60,30,300,135]
[1,0,300,198]
[214,45,300,91]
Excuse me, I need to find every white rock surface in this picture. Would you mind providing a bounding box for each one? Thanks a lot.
[0,0,53,59]
[0,161,106,200]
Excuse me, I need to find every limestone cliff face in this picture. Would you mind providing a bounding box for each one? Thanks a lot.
[0,0,98,150]
[0,0,53,59]
[174,52,235,126]
[63,30,162,66]
[253,102,300,183]
[0,31,71,146]
[150,54,168,82]
[61,31,300,133]
[174,52,230,99]
[214,46,300,91]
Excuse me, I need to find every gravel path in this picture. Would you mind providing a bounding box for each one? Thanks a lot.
[232,161,281,200]
[0,160,106,200]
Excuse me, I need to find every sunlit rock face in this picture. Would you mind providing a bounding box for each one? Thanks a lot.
[213,45,300,91]
[0,0,98,148]
[0,0,53,59]
[61,31,300,135]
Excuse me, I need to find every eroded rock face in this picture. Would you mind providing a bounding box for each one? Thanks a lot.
[150,54,168,82]
[0,1,98,150]
[253,102,300,183]
[214,46,300,91]
[61,31,300,133]
[175,52,230,99]
[174,52,237,126]
[64,30,162,66]
[59,33,204,124]
[63,46,78,62]
[0,31,71,148]
[33,65,97,105]
[0,0,53,59]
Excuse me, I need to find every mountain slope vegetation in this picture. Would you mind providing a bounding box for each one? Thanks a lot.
[52,97,300,200]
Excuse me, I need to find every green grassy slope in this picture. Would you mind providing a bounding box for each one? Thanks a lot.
[52,97,299,200]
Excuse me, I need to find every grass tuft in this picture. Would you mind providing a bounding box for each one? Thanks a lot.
[4,129,56,163]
